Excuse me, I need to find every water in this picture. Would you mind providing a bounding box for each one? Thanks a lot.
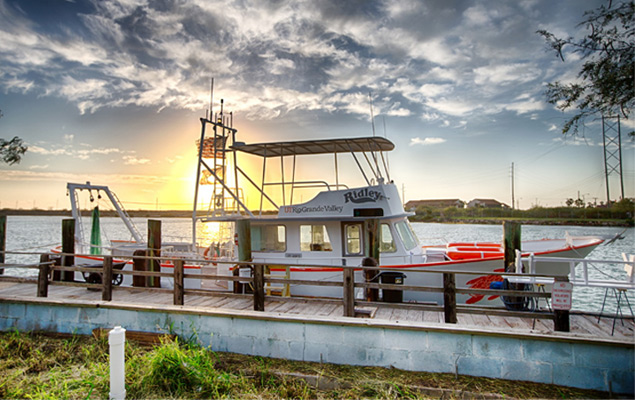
[3,216,633,313]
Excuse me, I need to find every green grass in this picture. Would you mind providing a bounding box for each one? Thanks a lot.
[0,330,613,399]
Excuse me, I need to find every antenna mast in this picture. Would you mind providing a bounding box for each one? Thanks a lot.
[369,92,376,137]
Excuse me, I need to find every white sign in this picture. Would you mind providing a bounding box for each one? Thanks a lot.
[552,281,573,310]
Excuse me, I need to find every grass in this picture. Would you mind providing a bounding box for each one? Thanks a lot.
[0,330,614,399]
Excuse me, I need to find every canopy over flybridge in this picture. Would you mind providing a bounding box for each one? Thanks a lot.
[230,137,394,157]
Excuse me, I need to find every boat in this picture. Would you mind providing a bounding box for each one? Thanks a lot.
[53,100,605,305]
[189,106,604,306]
[51,182,203,289]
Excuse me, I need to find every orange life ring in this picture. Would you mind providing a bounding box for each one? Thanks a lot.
[446,247,502,260]
[447,242,501,248]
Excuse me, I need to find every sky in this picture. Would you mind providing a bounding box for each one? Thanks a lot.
[0,0,633,211]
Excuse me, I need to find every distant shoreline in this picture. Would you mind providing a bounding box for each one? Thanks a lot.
[2,208,632,227]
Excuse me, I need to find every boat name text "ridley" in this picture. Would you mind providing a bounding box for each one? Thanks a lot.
[285,205,344,214]
[343,188,384,204]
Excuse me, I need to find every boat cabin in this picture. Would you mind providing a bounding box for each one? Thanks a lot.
[192,117,425,268]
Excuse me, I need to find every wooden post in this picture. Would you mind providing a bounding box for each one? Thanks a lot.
[147,219,161,288]
[174,259,184,306]
[363,257,379,302]
[61,218,75,282]
[503,221,522,308]
[37,253,50,297]
[232,267,242,294]
[0,215,5,275]
[443,272,457,323]
[364,219,380,261]
[235,219,251,294]
[253,264,265,311]
[102,256,113,301]
[132,249,147,287]
[553,276,570,332]
[503,221,521,272]
[363,219,380,302]
[343,266,355,317]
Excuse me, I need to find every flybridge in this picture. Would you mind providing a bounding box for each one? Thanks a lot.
[191,110,397,219]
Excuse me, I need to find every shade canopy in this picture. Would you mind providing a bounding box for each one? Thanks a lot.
[230,136,394,158]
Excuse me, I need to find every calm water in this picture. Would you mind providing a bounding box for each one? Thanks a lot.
[3,216,633,312]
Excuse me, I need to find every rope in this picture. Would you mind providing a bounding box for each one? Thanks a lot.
[571,246,621,280]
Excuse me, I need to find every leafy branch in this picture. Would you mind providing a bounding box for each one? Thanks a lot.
[538,1,634,135]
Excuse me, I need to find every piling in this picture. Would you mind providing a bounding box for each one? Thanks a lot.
[363,219,380,301]
[61,219,75,282]
[503,221,521,272]
[364,219,380,261]
[443,273,457,323]
[343,266,355,317]
[235,219,251,295]
[37,253,50,297]
[363,257,379,302]
[147,219,161,288]
[132,249,147,287]
[102,256,113,301]
[253,264,265,311]
[174,259,184,306]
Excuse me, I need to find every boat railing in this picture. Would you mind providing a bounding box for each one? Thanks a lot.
[511,251,635,290]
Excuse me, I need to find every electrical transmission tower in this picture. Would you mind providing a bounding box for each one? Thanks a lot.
[601,115,624,204]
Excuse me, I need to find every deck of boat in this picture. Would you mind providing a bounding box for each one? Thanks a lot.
[0,279,632,342]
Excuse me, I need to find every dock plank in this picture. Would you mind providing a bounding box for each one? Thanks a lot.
[0,279,632,343]
[422,311,440,323]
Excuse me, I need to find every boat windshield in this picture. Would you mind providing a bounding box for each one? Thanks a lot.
[395,220,419,251]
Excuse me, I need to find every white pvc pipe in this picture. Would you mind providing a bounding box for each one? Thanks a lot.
[109,326,126,400]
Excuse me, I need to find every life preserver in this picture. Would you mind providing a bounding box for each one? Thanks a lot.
[447,242,501,248]
[446,246,503,260]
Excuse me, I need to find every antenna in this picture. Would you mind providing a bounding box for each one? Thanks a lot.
[369,92,376,137]
[209,77,214,121]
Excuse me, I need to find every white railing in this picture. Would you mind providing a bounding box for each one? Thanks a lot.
[509,250,635,290]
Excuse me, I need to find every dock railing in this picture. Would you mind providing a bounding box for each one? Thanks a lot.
[0,249,577,331]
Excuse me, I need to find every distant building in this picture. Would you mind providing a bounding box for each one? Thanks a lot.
[405,199,465,211]
[467,199,510,209]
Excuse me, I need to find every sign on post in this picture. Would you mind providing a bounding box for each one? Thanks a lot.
[552,281,573,310]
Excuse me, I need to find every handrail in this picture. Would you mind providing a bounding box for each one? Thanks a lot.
[0,249,579,331]
[513,251,635,290]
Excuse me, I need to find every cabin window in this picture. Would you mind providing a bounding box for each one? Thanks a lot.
[300,225,333,252]
[344,224,362,255]
[380,223,397,253]
[251,225,286,252]
[395,220,419,251]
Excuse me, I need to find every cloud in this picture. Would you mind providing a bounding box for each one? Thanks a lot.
[123,155,151,165]
[29,164,49,170]
[0,0,589,126]
[409,137,446,146]
[27,143,122,160]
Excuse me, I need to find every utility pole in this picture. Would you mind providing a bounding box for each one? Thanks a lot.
[511,163,515,210]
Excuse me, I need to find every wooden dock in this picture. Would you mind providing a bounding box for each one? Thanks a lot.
[0,278,632,342]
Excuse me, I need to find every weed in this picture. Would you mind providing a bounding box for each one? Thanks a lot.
[0,331,612,399]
